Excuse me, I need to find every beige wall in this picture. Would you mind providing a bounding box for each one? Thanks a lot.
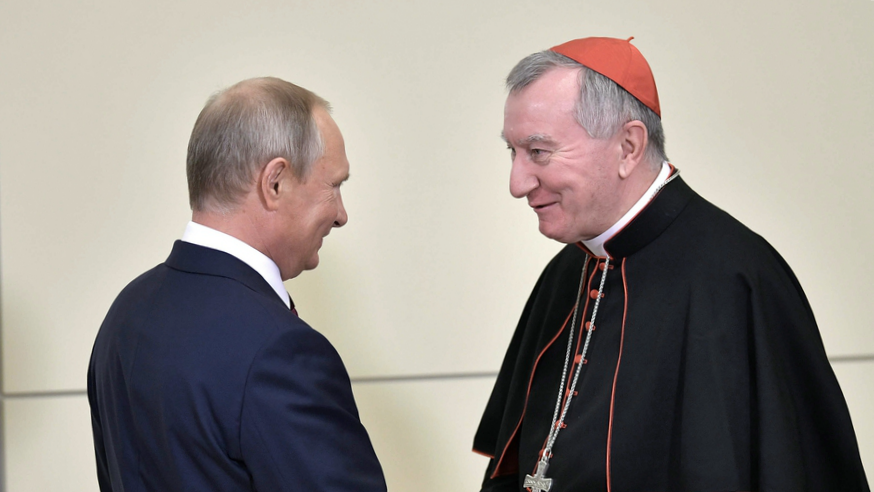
[1,0,872,490]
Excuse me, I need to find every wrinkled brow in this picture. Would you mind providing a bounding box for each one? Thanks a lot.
[500,132,555,146]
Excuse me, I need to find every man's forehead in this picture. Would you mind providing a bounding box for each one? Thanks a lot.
[502,71,580,146]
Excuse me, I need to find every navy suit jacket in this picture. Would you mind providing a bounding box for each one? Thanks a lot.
[88,241,386,491]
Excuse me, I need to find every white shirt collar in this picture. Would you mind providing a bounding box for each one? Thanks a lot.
[181,221,290,308]
[581,161,672,258]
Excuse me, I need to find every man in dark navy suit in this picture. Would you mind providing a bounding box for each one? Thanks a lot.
[88,77,387,491]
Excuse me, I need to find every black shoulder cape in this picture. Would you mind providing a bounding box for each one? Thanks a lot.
[473,175,869,492]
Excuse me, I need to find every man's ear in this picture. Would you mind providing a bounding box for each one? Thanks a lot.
[617,120,648,179]
[259,157,292,211]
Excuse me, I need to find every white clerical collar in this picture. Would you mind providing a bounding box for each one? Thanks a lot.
[181,221,290,308]
[581,161,672,258]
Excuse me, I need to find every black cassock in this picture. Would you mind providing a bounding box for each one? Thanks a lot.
[474,173,869,492]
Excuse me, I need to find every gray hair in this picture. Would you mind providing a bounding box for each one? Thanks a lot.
[186,77,330,212]
[507,50,667,168]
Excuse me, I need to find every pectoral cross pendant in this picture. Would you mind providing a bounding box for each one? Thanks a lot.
[523,458,553,492]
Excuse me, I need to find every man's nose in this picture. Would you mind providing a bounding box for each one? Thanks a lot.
[509,158,537,199]
[334,196,348,227]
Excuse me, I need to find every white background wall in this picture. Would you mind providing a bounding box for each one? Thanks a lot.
[1,0,872,490]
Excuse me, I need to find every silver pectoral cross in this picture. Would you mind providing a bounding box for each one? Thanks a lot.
[523,458,553,492]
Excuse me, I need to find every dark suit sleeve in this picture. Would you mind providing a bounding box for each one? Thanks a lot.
[88,356,114,492]
[239,325,386,492]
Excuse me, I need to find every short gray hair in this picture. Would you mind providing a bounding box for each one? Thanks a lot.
[507,50,667,168]
[186,77,330,212]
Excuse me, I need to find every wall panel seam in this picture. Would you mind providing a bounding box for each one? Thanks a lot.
[4,354,874,399]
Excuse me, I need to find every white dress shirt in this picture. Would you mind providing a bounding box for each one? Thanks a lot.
[181,221,290,308]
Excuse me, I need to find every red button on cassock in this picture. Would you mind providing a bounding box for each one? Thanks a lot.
[589,289,603,299]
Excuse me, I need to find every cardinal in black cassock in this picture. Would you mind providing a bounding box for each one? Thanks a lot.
[473,37,869,492]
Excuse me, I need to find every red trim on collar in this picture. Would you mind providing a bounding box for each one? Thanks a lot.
[575,241,608,259]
